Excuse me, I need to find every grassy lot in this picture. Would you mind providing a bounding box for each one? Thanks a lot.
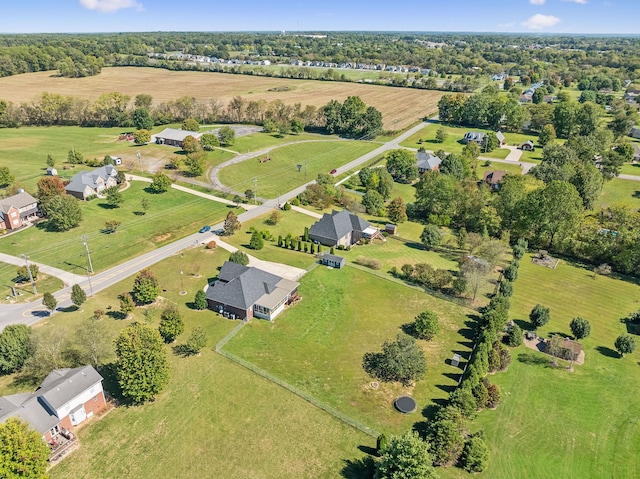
[620,161,640,176]
[220,210,318,270]
[0,246,371,479]
[466,254,640,479]
[226,265,476,435]
[0,182,235,274]
[399,123,510,160]
[0,262,64,304]
[218,140,378,198]
[229,131,346,154]
[598,178,640,209]
[0,67,445,131]
[476,160,524,178]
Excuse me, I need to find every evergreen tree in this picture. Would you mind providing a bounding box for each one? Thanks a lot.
[70,283,87,308]
[131,269,160,304]
[194,289,208,310]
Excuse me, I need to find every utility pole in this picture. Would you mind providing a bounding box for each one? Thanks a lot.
[81,236,94,274]
[253,177,258,205]
[20,254,37,295]
[304,162,307,182]
[86,267,94,297]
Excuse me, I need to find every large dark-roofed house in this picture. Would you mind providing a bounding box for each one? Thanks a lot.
[309,209,381,247]
[65,165,118,200]
[0,366,106,447]
[205,261,299,321]
[415,151,442,174]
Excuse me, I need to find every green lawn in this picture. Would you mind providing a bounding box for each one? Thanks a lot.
[476,160,523,178]
[620,162,640,176]
[399,123,510,160]
[0,262,64,304]
[0,246,371,479]
[598,178,640,209]
[0,182,235,274]
[226,266,476,435]
[218,140,379,199]
[464,254,640,479]
[229,131,342,154]
[221,209,318,270]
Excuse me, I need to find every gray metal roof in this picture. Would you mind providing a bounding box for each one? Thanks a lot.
[321,253,345,263]
[496,131,506,142]
[309,210,370,243]
[463,131,485,143]
[0,191,38,214]
[206,261,298,311]
[65,165,118,194]
[155,128,202,142]
[415,151,442,171]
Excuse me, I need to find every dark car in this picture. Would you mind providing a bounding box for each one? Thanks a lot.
[330,169,337,174]
[199,225,211,233]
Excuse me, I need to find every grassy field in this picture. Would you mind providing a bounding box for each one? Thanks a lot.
[0,182,234,274]
[598,178,640,209]
[0,262,64,304]
[399,123,510,160]
[227,131,345,154]
[620,162,640,176]
[476,160,524,178]
[0,246,371,479]
[218,140,378,198]
[465,254,640,479]
[226,265,476,435]
[0,67,446,131]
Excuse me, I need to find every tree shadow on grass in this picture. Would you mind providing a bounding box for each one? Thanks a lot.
[357,445,378,456]
[513,318,531,331]
[107,310,127,320]
[341,455,375,479]
[517,352,552,367]
[596,346,620,359]
[98,362,126,405]
[435,383,456,394]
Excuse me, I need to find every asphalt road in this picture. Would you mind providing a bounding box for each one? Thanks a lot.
[0,120,433,331]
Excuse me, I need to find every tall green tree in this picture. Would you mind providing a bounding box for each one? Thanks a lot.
[104,186,123,208]
[385,149,418,183]
[194,289,208,310]
[413,310,440,340]
[185,327,208,355]
[614,334,636,357]
[42,292,57,315]
[132,107,154,130]
[46,195,82,231]
[0,324,32,374]
[115,322,170,403]
[150,172,171,193]
[363,333,427,386]
[223,211,241,236]
[0,166,15,188]
[529,304,550,329]
[218,126,236,146]
[569,317,591,340]
[70,283,87,308]
[386,196,407,224]
[0,418,50,479]
[421,225,442,250]
[362,189,385,216]
[158,305,184,343]
[249,231,264,250]
[375,431,438,479]
[131,269,160,304]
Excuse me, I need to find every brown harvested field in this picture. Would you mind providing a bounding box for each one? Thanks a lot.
[0,67,444,130]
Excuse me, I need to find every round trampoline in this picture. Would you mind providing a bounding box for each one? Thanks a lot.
[394,396,417,414]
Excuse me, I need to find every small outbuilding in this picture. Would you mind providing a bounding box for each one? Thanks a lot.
[521,140,535,151]
[46,167,58,176]
[385,224,398,236]
[320,253,346,269]
[451,353,461,367]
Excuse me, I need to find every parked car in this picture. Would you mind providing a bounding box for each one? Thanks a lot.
[199,225,211,233]
[330,169,337,174]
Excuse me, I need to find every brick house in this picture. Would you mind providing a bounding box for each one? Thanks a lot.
[0,191,39,230]
[65,165,118,200]
[0,366,106,445]
[154,128,203,148]
[205,261,299,321]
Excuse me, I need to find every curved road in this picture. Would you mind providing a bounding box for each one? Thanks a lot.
[0,120,430,331]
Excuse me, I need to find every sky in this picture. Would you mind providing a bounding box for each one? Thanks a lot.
[0,0,638,35]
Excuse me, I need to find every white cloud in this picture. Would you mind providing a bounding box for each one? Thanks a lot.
[79,0,143,13]
[522,14,561,30]
[529,0,546,5]
[562,0,588,4]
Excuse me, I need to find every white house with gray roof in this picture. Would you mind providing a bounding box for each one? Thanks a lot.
[206,261,299,321]
[65,165,118,200]
[309,209,381,247]
[0,366,106,446]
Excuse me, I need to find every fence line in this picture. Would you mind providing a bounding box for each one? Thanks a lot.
[217,348,379,438]
[214,320,248,352]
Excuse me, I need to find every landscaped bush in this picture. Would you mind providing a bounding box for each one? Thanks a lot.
[505,323,523,347]
[459,434,489,473]
[499,279,513,297]
[503,263,518,281]
[485,380,502,408]
[413,310,440,340]
[205,241,217,249]
[354,256,382,270]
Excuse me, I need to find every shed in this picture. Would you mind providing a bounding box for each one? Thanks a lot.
[46,167,58,176]
[385,224,398,236]
[521,140,535,151]
[451,353,461,367]
[320,253,346,269]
